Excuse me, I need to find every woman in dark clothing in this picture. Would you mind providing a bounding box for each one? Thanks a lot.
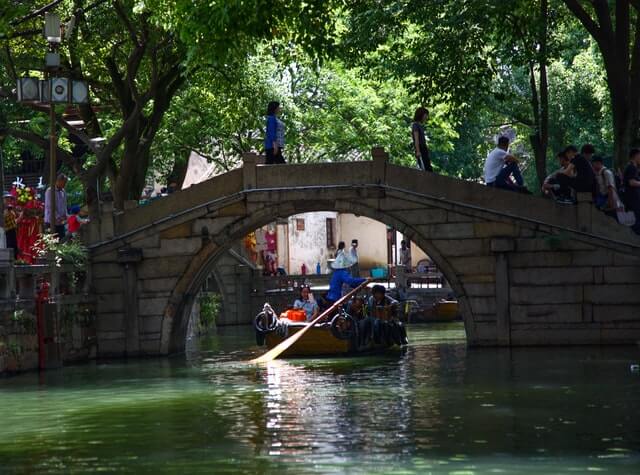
[411,107,433,172]
[264,101,286,164]
[555,144,596,200]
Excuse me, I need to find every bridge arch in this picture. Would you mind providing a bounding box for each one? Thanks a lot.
[88,154,640,357]
[162,197,471,354]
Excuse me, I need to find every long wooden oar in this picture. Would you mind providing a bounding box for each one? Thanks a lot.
[250,278,371,364]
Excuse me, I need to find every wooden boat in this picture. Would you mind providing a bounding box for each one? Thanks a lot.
[433,300,459,321]
[255,306,408,358]
[410,299,460,323]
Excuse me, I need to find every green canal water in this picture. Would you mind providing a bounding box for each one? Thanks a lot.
[1,323,639,474]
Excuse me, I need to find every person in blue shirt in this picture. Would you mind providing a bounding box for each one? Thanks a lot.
[326,252,367,304]
[264,101,286,164]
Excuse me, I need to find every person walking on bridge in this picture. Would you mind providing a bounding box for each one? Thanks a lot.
[264,101,286,164]
[411,107,433,172]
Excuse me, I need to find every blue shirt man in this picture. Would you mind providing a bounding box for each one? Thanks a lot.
[326,253,367,302]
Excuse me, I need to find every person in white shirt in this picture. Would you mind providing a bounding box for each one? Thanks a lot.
[484,136,530,193]
[592,156,622,211]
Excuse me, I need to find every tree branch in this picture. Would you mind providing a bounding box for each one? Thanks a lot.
[10,0,64,26]
[55,115,98,153]
[615,0,630,73]
[562,0,604,42]
[593,0,615,40]
[2,127,77,170]
[105,55,134,116]
[112,0,139,45]
[2,44,17,80]
[113,0,148,103]
[0,28,41,40]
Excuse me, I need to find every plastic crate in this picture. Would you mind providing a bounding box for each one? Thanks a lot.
[370,267,387,279]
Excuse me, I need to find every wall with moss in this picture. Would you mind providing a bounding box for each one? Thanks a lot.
[0,302,96,375]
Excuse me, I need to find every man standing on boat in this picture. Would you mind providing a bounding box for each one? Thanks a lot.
[324,252,367,310]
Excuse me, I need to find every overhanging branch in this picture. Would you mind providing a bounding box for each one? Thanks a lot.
[562,0,604,43]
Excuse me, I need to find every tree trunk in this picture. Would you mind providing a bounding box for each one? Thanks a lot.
[538,0,549,185]
[561,0,640,170]
[612,93,634,172]
[528,62,547,187]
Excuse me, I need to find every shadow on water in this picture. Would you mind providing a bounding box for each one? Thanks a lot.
[0,323,639,474]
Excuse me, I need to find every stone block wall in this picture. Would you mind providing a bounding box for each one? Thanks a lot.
[87,156,640,355]
[0,301,96,375]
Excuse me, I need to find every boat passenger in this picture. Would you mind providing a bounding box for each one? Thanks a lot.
[365,285,405,346]
[325,252,367,308]
[347,296,366,321]
[367,284,399,320]
[293,286,319,321]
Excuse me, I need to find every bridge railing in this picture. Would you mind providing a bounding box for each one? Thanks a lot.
[259,273,330,293]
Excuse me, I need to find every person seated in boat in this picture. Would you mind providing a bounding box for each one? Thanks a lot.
[367,285,398,321]
[323,253,367,313]
[347,296,366,321]
[293,285,319,321]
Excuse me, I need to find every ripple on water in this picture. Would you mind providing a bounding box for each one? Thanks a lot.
[1,324,639,474]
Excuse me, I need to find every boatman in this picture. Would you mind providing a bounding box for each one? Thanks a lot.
[323,252,367,312]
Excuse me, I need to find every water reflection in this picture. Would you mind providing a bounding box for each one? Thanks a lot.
[0,324,639,474]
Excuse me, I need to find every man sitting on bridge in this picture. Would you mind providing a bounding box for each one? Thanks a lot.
[484,136,530,193]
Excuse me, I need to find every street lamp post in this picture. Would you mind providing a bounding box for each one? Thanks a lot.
[15,10,88,236]
[45,11,61,235]
[48,83,57,235]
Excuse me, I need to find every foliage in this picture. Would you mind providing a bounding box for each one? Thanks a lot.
[199,292,221,332]
[35,234,88,267]
[11,309,36,333]
[1,0,343,210]
[1,0,635,199]
[152,48,459,182]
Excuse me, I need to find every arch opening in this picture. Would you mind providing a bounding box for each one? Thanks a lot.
[173,204,470,353]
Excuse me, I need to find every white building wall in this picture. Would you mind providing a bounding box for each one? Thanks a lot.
[268,212,432,275]
[337,215,388,270]
[287,211,338,274]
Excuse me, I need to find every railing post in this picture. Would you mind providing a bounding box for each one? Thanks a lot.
[0,248,14,299]
[491,238,515,346]
[576,192,593,233]
[117,247,143,356]
[242,152,260,190]
[371,147,388,185]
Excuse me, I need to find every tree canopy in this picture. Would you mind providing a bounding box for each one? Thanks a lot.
[1,0,637,206]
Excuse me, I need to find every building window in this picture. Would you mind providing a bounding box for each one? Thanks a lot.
[296,218,305,231]
[326,218,336,248]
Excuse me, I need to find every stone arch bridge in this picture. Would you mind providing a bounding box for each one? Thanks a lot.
[86,149,640,356]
